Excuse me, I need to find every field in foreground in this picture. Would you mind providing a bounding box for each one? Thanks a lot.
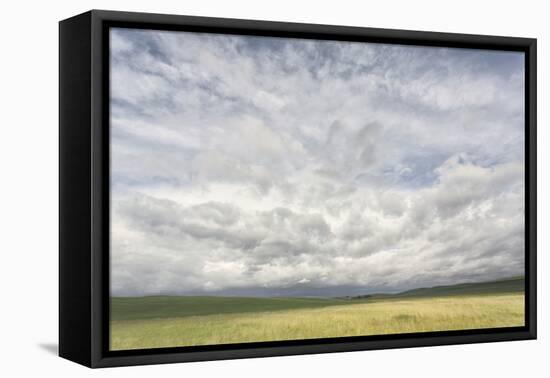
[110,278,524,350]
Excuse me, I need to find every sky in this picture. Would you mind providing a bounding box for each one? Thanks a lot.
[109,27,525,297]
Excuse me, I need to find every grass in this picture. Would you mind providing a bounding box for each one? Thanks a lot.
[111,296,355,321]
[110,277,525,351]
[111,294,524,350]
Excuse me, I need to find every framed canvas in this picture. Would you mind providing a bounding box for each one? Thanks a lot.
[59,10,537,368]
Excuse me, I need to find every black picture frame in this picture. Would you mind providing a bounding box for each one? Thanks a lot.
[59,9,537,368]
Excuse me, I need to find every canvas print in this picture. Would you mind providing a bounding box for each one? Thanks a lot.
[109,27,525,351]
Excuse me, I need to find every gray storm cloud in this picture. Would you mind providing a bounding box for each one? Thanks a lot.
[110,28,525,297]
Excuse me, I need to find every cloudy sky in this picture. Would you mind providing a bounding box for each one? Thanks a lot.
[109,27,525,297]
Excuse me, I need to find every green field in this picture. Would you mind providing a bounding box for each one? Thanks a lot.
[110,277,525,351]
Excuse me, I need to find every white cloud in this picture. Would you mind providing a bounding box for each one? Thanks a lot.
[109,28,525,296]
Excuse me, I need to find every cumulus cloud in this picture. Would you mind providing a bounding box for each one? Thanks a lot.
[109,28,525,296]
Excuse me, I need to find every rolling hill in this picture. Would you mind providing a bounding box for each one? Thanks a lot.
[111,276,524,321]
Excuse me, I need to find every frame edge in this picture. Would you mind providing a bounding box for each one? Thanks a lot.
[59,11,94,368]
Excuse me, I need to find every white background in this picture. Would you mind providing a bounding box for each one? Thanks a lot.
[0,0,546,376]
